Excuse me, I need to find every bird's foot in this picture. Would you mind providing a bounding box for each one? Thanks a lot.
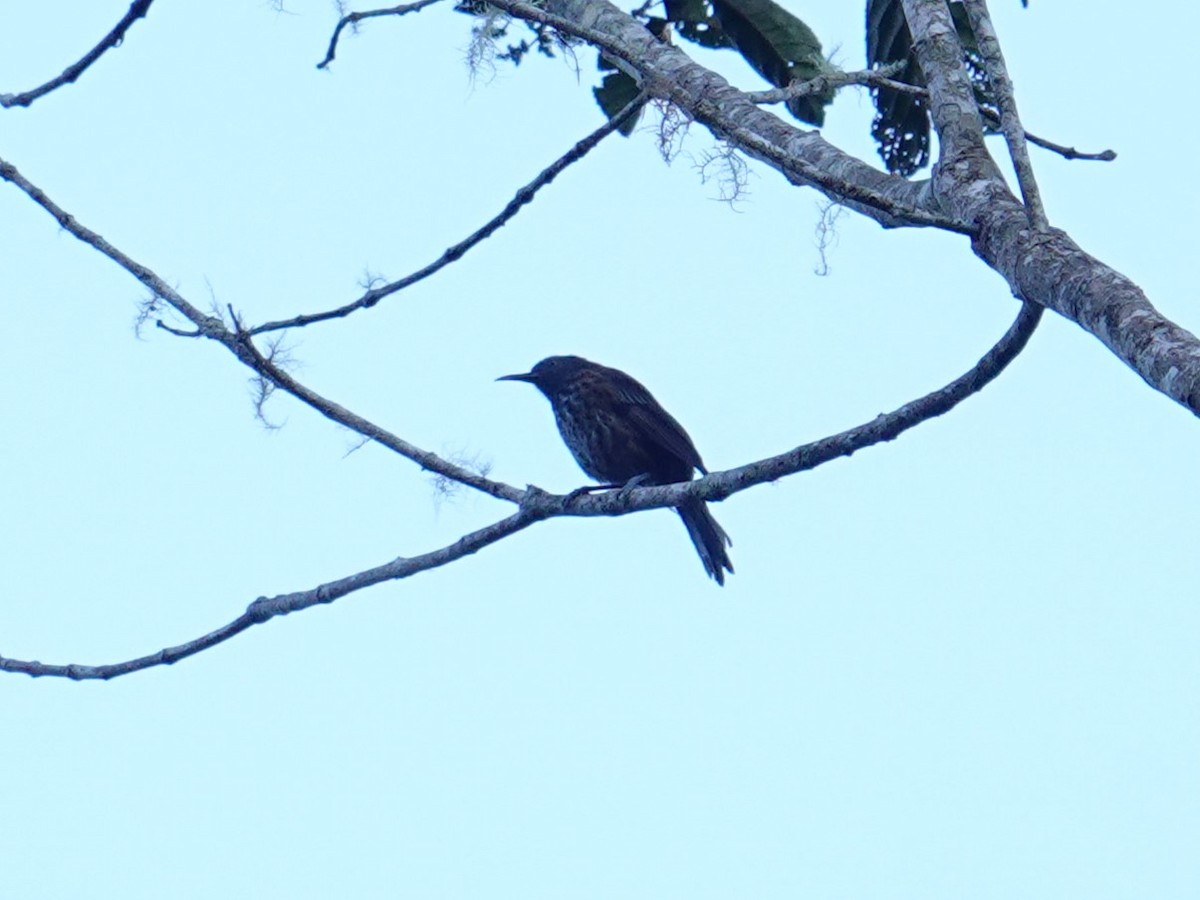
[616,473,652,501]
[564,474,651,507]
[565,484,608,506]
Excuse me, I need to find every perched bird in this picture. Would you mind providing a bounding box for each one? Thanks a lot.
[498,355,734,585]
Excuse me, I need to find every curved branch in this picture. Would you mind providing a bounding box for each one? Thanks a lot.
[0,300,1041,681]
[250,89,648,335]
[1,0,156,109]
[520,300,1044,518]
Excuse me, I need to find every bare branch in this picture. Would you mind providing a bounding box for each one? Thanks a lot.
[1020,131,1115,163]
[155,319,202,338]
[0,154,524,503]
[963,0,1047,230]
[0,298,1041,681]
[317,0,446,70]
[1,0,156,108]
[527,302,1044,516]
[0,510,538,681]
[250,89,648,335]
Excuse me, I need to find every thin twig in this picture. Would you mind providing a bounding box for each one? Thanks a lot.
[1021,131,1115,162]
[963,0,1048,230]
[0,510,537,680]
[156,320,201,337]
[750,69,1115,166]
[317,0,445,70]
[250,89,648,335]
[1,0,156,108]
[744,63,906,104]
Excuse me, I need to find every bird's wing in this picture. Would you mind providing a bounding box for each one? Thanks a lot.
[606,368,707,473]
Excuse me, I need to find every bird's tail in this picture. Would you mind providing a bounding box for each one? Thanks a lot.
[677,498,734,586]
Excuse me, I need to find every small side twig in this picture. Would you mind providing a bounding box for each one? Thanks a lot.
[1018,125,1116,162]
[744,63,906,104]
[750,67,1115,167]
[1,0,156,108]
[249,89,648,335]
[156,320,201,338]
[317,0,446,70]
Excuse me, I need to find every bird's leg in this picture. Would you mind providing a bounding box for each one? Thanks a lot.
[564,483,613,505]
[616,472,653,500]
[564,473,652,506]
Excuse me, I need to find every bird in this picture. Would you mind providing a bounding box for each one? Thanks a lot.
[498,355,733,585]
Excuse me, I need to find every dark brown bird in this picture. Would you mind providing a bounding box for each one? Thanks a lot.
[498,355,733,585]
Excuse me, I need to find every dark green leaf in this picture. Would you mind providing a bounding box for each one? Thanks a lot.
[663,0,732,50]
[864,0,1007,175]
[710,0,832,125]
[592,64,643,137]
[947,2,998,124]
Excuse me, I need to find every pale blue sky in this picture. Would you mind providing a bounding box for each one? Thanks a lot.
[2,1,1197,897]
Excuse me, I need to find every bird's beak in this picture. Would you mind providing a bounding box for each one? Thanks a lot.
[496,371,537,384]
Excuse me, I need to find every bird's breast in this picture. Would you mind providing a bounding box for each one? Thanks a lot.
[553,393,676,484]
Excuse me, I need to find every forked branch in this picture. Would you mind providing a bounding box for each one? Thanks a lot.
[0,156,520,503]
[0,148,1042,680]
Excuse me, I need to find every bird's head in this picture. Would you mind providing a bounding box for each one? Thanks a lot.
[497,355,592,397]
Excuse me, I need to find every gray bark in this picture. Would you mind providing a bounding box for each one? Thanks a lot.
[506,0,1200,415]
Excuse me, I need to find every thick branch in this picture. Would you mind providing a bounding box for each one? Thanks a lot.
[1,0,156,108]
[963,0,1047,229]
[489,0,968,233]
[902,0,991,166]
[900,0,1200,415]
